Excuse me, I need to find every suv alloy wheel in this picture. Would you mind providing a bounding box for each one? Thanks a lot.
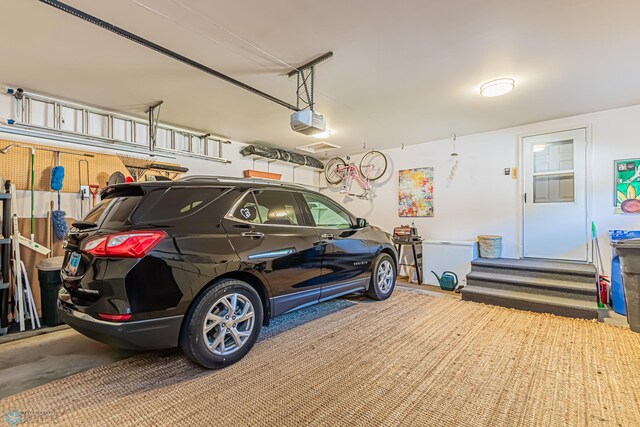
[180,279,263,368]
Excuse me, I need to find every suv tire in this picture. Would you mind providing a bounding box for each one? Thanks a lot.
[366,253,396,301]
[180,279,263,369]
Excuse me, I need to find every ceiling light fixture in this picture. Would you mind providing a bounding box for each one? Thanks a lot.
[480,78,515,97]
[313,130,332,139]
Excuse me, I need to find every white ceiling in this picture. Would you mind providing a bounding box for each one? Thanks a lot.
[1,0,640,156]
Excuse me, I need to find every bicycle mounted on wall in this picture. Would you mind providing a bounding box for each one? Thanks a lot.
[324,150,388,199]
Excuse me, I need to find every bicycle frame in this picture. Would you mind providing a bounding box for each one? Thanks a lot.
[335,163,374,199]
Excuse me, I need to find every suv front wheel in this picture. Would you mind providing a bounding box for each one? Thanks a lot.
[180,279,263,369]
[366,253,396,300]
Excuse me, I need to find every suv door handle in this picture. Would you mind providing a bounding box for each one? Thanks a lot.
[241,231,265,239]
[321,233,335,240]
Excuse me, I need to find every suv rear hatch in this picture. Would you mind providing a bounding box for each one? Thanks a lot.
[60,184,164,312]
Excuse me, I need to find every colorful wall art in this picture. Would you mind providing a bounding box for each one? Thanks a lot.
[398,167,434,217]
[615,158,640,214]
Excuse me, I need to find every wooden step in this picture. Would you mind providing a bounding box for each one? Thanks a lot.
[471,258,596,284]
[461,286,598,319]
[466,271,597,301]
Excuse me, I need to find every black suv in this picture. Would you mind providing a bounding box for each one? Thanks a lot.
[58,177,397,368]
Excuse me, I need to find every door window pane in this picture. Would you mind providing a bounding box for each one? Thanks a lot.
[302,193,352,229]
[232,193,262,224]
[533,174,575,203]
[253,191,302,225]
[533,140,573,173]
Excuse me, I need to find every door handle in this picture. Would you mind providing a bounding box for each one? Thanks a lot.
[241,231,265,239]
[321,233,335,240]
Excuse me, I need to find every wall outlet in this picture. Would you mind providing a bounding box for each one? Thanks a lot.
[504,168,511,176]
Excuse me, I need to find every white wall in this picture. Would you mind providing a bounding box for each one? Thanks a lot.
[323,104,640,276]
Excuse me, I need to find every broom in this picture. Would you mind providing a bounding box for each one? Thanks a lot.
[592,222,606,308]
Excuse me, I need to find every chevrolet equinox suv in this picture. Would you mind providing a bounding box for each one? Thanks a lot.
[58,177,398,368]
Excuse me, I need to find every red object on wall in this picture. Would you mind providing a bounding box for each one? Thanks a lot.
[599,275,609,305]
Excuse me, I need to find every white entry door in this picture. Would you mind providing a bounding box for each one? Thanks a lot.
[522,128,588,261]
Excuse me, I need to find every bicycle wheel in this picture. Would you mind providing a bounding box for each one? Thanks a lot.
[325,157,347,185]
[359,150,387,181]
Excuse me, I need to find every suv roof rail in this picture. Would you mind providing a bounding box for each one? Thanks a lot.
[177,175,221,182]
[177,175,311,190]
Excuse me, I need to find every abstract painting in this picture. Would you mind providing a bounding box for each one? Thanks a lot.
[398,167,434,217]
[615,158,640,214]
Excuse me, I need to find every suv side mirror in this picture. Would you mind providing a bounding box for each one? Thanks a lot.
[356,218,368,228]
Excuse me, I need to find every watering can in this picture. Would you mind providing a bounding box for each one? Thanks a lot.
[431,270,458,291]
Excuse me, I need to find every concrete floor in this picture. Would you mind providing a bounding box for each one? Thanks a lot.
[0,296,358,399]
[599,307,631,328]
[0,328,134,399]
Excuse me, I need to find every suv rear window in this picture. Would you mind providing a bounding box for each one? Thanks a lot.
[83,196,142,228]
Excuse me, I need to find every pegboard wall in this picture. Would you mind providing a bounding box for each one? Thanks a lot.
[0,139,183,192]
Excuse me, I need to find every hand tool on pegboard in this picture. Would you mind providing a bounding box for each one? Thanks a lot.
[89,184,100,209]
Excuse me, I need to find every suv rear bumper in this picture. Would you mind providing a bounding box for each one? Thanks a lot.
[58,303,183,350]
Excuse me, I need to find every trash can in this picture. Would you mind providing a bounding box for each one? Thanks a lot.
[611,239,640,333]
[36,256,65,326]
[609,230,640,315]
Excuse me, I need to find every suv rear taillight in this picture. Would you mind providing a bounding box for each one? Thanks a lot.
[97,313,133,322]
[81,231,167,258]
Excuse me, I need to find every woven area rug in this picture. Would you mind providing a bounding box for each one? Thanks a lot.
[2,290,639,426]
